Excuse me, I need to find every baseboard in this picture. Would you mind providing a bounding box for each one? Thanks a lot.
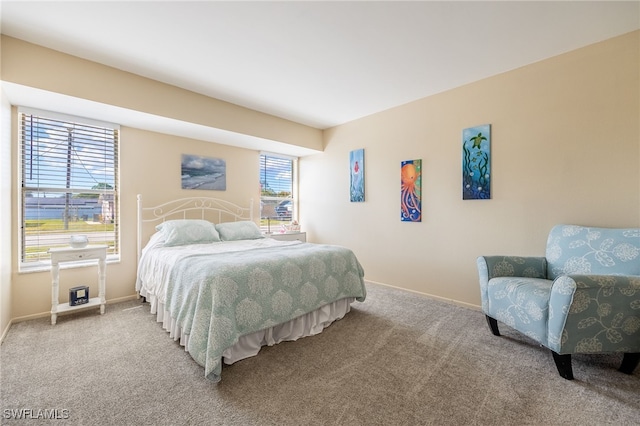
[6,294,140,326]
[3,284,480,340]
[364,279,481,311]
[0,318,14,345]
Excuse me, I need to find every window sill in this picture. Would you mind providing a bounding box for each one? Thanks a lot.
[18,255,121,274]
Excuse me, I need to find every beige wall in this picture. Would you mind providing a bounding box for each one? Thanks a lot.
[300,31,640,307]
[2,31,639,327]
[0,35,312,325]
[1,85,12,338]
[0,36,322,152]
[10,127,261,320]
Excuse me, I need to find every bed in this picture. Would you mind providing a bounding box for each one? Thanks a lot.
[135,195,366,382]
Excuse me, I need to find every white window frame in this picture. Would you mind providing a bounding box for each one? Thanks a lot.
[259,152,298,234]
[18,107,121,272]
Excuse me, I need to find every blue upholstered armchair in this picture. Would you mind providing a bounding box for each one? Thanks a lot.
[477,225,640,380]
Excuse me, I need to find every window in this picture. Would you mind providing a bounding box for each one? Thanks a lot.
[19,108,120,270]
[259,153,296,233]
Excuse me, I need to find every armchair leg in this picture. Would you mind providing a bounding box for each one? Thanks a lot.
[619,353,640,375]
[552,352,574,380]
[485,315,500,336]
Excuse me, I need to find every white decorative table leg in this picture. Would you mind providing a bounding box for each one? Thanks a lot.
[98,257,106,315]
[51,262,60,325]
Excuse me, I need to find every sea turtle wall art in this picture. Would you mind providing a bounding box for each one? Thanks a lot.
[462,124,491,200]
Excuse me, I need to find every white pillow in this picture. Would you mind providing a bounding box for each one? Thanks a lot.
[215,221,264,241]
[156,219,221,246]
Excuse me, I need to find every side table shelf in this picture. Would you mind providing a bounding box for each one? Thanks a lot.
[48,245,107,325]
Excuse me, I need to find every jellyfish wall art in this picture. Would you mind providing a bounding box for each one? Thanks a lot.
[350,148,365,202]
[462,124,491,200]
[400,159,422,222]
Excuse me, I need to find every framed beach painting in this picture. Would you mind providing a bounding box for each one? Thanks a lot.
[181,154,226,191]
[400,159,421,222]
[350,148,365,202]
[462,124,491,199]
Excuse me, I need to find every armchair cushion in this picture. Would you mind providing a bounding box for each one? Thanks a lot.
[477,256,547,316]
[486,277,552,343]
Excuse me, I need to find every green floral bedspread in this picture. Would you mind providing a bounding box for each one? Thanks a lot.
[163,242,366,382]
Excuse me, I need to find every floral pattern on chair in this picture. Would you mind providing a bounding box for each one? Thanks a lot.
[478,225,640,379]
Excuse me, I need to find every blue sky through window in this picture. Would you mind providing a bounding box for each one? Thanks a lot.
[260,154,292,197]
[23,115,116,194]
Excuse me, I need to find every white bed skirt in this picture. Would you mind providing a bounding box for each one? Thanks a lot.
[142,293,355,365]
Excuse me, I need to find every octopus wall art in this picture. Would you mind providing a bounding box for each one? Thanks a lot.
[462,124,491,200]
[400,159,422,222]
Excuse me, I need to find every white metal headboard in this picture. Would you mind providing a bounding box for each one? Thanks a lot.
[136,194,254,262]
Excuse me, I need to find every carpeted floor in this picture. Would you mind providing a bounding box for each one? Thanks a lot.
[1,282,638,425]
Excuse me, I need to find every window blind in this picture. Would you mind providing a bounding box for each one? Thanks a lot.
[19,110,120,268]
[259,154,295,230]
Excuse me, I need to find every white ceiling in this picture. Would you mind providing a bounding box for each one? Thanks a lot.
[1,1,639,135]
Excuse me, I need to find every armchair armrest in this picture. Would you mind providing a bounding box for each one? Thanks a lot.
[547,274,640,354]
[477,256,547,313]
[478,256,548,281]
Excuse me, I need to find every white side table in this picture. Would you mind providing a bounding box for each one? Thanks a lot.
[48,245,107,325]
[269,232,307,242]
